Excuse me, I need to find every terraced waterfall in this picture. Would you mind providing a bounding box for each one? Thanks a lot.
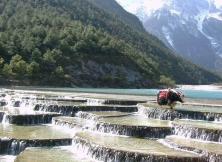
[0,88,222,162]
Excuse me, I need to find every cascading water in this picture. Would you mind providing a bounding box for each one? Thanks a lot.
[76,111,99,121]
[6,113,61,125]
[95,122,171,138]
[34,104,79,116]
[71,132,203,162]
[158,136,222,162]
[0,138,26,155]
[1,93,37,114]
[173,123,222,143]
[9,140,27,155]
[52,117,82,131]
[2,113,9,124]
[86,98,106,106]
[138,104,182,120]
[0,155,16,162]
[138,103,222,122]
[1,88,222,162]
[0,111,5,122]
[0,138,72,155]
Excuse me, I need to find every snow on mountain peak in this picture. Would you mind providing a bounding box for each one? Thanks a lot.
[116,0,171,21]
[116,0,222,70]
[116,0,222,22]
[117,0,167,12]
[213,0,222,8]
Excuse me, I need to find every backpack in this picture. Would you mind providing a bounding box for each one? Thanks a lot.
[157,90,169,105]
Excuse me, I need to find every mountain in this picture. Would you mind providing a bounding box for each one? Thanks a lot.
[0,0,221,87]
[117,0,222,71]
[89,0,145,33]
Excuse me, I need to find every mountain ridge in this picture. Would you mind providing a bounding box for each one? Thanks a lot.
[89,0,146,33]
[117,0,222,71]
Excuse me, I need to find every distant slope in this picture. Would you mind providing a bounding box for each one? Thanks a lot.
[116,0,222,71]
[0,0,221,87]
[87,0,222,83]
[89,0,146,33]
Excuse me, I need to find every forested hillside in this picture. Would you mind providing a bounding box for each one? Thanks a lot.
[0,0,220,87]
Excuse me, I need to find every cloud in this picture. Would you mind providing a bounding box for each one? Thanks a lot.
[116,0,168,15]
[116,0,141,13]
[214,0,222,8]
[143,0,166,11]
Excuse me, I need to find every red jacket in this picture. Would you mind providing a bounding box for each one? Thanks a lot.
[157,89,184,105]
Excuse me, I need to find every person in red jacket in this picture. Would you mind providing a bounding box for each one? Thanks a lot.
[157,88,184,108]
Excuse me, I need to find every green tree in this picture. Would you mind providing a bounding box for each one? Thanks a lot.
[31,48,42,62]
[27,61,40,78]
[2,64,13,77]
[0,57,4,68]
[43,49,64,65]
[10,54,28,78]
[159,75,176,88]
[43,50,58,64]
[54,66,64,78]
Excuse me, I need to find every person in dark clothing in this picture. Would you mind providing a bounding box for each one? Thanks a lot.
[157,89,184,108]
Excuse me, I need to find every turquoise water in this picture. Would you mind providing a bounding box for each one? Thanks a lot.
[3,86,222,100]
[73,88,222,100]
[182,90,222,100]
